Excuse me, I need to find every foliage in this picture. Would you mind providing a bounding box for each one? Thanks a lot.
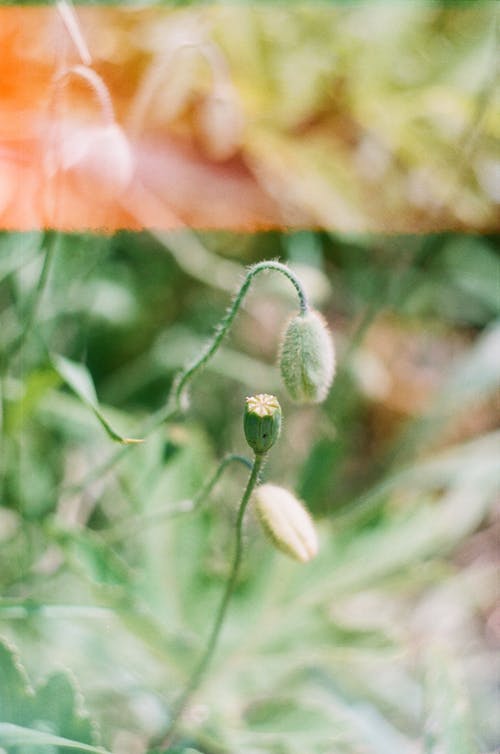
[0,637,101,753]
[1,227,499,753]
[0,2,499,753]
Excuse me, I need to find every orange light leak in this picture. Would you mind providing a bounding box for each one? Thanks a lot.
[0,5,497,233]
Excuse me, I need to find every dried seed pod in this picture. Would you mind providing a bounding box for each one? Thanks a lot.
[279,309,335,404]
[253,483,318,563]
[244,394,281,455]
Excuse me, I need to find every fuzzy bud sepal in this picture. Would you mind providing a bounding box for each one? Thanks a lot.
[253,483,318,563]
[279,309,335,404]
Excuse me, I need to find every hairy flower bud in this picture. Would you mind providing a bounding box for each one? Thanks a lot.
[253,484,318,563]
[244,394,281,455]
[279,309,335,404]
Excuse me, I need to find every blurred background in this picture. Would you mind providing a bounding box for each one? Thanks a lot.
[0,3,499,754]
[0,2,498,230]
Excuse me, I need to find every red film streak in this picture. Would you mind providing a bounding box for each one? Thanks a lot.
[0,6,497,232]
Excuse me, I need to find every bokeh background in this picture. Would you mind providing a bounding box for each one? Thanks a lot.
[0,3,498,230]
[0,3,499,754]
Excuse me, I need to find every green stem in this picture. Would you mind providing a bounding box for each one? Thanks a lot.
[172,261,309,410]
[60,262,306,495]
[5,230,58,364]
[160,453,264,749]
[104,453,252,542]
[0,232,58,498]
[194,453,253,504]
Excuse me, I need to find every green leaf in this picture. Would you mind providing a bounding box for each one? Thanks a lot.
[0,724,110,754]
[245,696,333,734]
[0,639,34,726]
[5,369,61,434]
[51,354,143,445]
[51,355,98,407]
[423,649,477,754]
[0,232,41,283]
[33,674,96,748]
[0,639,101,754]
[241,688,413,754]
[55,528,133,588]
[440,237,500,315]
[154,749,204,754]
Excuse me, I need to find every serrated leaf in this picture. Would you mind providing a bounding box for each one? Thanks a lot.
[33,674,96,750]
[0,639,100,754]
[0,639,34,726]
[51,354,142,445]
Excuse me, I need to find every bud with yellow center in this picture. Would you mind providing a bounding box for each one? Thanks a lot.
[244,394,281,455]
[253,483,318,563]
[279,310,335,404]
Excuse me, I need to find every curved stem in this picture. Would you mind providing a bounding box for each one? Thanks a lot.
[193,453,253,508]
[172,261,309,410]
[60,261,306,494]
[54,64,115,124]
[128,37,232,138]
[160,453,264,749]
[104,453,252,542]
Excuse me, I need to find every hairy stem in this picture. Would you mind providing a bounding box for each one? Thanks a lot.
[60,261,305,495]
[171,261,309,410]
[160,453,264,749]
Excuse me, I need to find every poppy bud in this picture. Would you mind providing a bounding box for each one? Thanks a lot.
[279,309,335,404]
[244,394,281,455]
[196,90,243,162]
[253,484,318,563]
[56,122,134,203]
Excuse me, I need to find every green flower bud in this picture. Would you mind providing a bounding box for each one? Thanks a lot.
[279,309,335,404]
[244,394,281,455]
[253,484,318,563]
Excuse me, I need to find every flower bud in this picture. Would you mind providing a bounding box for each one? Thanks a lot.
[55,122,134,203]
[244,394,281,455]
[196,90,243,162]
[279,309,335,404]
[253,484,318,563]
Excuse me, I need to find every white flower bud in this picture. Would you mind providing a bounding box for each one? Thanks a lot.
[55,122,134,203]
[196,91,243,162]
[279,309,335,404]
[253,483,318,563]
